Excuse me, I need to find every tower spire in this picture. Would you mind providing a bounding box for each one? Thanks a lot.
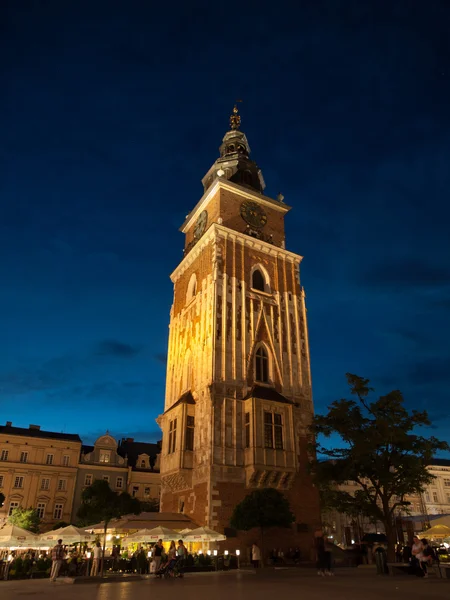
[229,103,241,131]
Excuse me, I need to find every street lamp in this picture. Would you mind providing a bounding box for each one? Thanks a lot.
[236,549,240,569]
[86,551,91,576]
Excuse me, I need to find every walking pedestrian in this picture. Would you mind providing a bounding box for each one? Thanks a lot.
[91,542,102,576]
[153,539,164,572]
[251,543,261,568]
[50,539,65,582]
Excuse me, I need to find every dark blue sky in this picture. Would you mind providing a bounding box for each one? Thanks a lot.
[2,1,450,450]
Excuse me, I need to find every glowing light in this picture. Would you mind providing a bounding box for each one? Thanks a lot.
[87,552,92,559]
[236,550,240,556]
[207,550,211,556]
[198,550,203,554]
[213,550,218,556]
[224,550,229,555]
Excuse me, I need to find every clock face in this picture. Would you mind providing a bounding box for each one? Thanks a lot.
[193,210,208,240]
[240,201,267,229]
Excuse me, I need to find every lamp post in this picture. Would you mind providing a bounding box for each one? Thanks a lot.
[86,551,91,577]
[236,549,240,569]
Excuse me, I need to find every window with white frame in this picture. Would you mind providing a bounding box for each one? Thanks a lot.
[99,451,111,463]
[14,476,24,488]
[84,474,93,486]
[116,477,123,489]
[255,346,269,383]
[140,459,146,468]
[20,451,28,463]
[54,503,63,520]
[57,479,67,491]
[0,449,9,461]
[264,411,284,450]
[9,501,19,516]
[63,455,70,466]
[433,491,439,503]
[144,487,150,498]
[444,478,450,487]
[36,503,46,519]
[41,478,50,491]
[46,454,54,465]
[425,492,430,502]
[103,475,110,483]
[132,485,139,497]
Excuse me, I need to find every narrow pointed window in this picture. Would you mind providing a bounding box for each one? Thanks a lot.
[255,346,269,383]
[252,269,265,291]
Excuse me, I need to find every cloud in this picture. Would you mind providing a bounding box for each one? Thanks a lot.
[359,259,450,291]
[95,339,143,358]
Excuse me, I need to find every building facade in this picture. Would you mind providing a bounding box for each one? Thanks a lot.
[323,458,450,546]
[158,107,321,554]
[0,423,81,529]
[71,433,161,521]
[0,423,161,530]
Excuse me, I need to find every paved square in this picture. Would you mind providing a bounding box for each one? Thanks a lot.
[1,569,449,600]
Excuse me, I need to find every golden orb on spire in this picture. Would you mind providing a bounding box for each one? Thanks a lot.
[229,101,242,130]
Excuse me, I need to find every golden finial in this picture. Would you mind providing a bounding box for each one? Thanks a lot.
[229,100,242,130]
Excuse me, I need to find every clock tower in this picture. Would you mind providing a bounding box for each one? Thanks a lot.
[157,107,320,553]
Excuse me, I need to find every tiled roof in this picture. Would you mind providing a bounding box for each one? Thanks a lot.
[0,424,81,443]
[243,385,295,404]
[118,440,160,471]
[164,391,195,414]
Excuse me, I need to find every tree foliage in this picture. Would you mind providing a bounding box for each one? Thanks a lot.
[310,373,449,559]
[8,507,41,533]
[141,498,160,512]
[230,488,294,531]
[77,479,141,526]
[51,521,69,530]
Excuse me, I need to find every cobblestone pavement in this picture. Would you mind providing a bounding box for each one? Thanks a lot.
[1,569,449,600]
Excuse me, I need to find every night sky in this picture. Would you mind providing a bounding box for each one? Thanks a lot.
[2,1,450,451]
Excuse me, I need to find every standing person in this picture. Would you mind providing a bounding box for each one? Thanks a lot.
[251,543,261,568]
[420,539,435,579]
[153,539,164,572]
[50,539,65,582]
[177,540,187,567]
[315,530,333,576]
[91,542,102,576]
[411,536,424,576]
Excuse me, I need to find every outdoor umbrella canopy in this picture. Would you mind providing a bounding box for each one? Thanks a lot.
[39,525,96,545]
[183,527,226,542]
[0,524,38,548]
[179,528,192,536]
[126,526,180,542]
[422,524,450,538]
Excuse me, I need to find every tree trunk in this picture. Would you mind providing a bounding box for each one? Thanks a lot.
[101,522,108,577]
[384,519,397,563]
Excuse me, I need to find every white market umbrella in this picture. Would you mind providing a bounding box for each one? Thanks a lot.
[126,526,179,543]
[183,527,226,542]
[39,525,95,545]
[179,528,192,536]
[0,524,38,548]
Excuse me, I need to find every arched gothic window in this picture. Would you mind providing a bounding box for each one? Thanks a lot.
[186,273,197,303]
[252,269,265,291]
[255,346,269,383]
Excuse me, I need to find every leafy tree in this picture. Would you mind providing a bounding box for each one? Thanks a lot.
[230,488,294,564]
[77,479,141,576]
[310,373,449,561]
[8,507,41,533]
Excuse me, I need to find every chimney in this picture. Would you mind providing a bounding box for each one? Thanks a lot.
[6,421,12,427]
[29,424,41,431]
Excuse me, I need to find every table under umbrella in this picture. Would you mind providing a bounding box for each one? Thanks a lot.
[0,524,38,548]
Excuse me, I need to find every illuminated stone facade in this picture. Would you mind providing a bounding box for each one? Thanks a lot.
[158,115,321,556]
